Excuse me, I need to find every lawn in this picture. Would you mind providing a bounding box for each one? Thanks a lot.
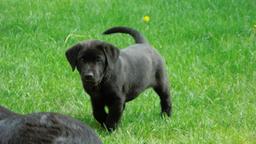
[0,0,256,143]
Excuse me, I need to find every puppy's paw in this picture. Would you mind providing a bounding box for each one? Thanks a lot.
[102,122,117,132]
[161,112,170,118]
[106,127,115,132]
[161,107,172,117]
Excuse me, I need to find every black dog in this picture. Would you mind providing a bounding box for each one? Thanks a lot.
[66,26,172,131]
[0,106,102,144]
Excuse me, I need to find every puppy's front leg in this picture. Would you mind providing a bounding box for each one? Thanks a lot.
[91,98,107,126]
[105,97,125,131]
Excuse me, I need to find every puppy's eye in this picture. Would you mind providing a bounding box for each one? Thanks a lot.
[81,57,87,62]
[96,58,102,63]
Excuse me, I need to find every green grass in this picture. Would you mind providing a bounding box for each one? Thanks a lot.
[1,0,256,143]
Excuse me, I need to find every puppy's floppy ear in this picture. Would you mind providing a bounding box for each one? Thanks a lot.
[98,42,120,70]
[65,43,82,71]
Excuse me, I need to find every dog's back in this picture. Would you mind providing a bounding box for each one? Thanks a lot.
[103,27,167,101]
[0,106,19,120]
[0,106,102,144]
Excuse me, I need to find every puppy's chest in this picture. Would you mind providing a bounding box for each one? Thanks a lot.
[85,83,147,102]
[85,85,120,98]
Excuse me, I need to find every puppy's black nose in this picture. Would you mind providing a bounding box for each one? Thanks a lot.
[84,72,94,80]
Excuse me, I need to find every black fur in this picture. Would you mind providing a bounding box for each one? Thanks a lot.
[103,26,147,43]
[0,106,102,144]
[66,26,172,131]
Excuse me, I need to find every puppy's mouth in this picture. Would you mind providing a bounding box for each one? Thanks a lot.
[83,79,100,86]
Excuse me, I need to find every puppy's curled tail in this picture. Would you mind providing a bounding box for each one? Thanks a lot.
[103,26,147,44]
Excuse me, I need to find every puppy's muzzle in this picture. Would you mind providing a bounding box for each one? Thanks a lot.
[84,72,94,81]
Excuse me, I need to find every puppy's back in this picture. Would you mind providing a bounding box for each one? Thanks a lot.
[0,107,102,144]
[0,106,19,120]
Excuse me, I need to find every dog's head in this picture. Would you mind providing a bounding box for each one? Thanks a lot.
[65,40,120,85]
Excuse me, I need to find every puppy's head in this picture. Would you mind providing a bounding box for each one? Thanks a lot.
[66,40,120,85]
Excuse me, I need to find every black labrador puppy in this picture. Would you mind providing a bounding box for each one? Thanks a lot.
[0,106,102,144]
[66,26,172,131]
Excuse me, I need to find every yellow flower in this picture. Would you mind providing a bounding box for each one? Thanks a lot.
[143,15,150,23]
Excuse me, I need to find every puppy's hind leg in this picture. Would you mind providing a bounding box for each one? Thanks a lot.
[153,69,172,117]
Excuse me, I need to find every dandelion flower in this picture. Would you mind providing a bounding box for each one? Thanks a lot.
[143,15,150,23]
